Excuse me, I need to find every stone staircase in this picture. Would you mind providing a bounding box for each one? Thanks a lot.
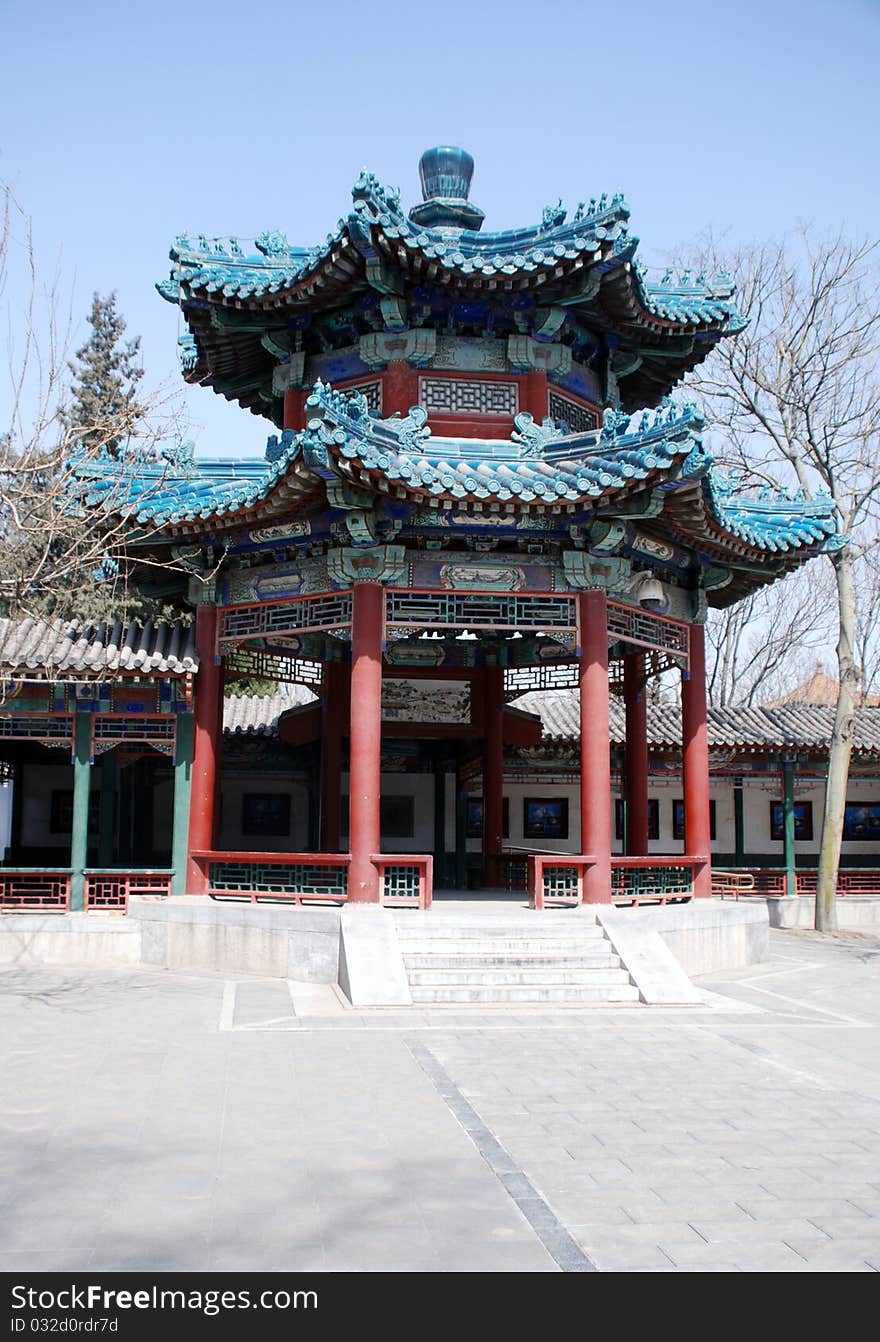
[394,911,640,1005]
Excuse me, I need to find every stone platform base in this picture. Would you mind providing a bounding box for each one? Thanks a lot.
[762,893,880,930]
[0,897,771,1006]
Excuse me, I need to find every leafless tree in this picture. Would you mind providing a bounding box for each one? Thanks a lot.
[0,182,189,622]
[706,567,834,709]
[685,229,880,929]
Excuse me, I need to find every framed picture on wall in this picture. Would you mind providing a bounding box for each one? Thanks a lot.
[242,793,291,838]
[465,797,509,839]
[614,798,660,841]
[672,799,717,841]
[842,803,880,840]
[770,800,813,842]
[523,797,568,840]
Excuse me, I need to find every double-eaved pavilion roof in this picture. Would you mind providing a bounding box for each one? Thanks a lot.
[73,383,839,605]
[158,154,746,419]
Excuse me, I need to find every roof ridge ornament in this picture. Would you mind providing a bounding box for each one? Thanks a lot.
[409,147,485,232]
[511,412,564,458]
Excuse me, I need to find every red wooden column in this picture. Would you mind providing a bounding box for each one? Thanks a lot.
[482,665,505,888]
[187,604,222,894]
[347,582,384,902]
[283,388,306,430]
[624,652,649,855]
[682,622,713,898]
[383,362,419,417]
[579,590,612,904]
[320,661,345,852]
[523,369,548,421]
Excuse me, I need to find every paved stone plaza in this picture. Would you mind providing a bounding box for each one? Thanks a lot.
[1,928,879,1273]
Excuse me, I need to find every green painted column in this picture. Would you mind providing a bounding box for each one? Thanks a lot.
[98,751,116,868]
[171,713,194,897]
[734,782,745,868]
[782,757,797,898]
[69,713,92,911]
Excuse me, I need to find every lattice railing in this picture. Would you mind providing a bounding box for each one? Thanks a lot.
[718,868,878,899]
[606,601,690,661]
[84,870,172,913]
[499,855,528,891]
[611,858,695,904]
[374,854,433,909]
[387,590,577,634]
[0,870,70,913]
[192,850,350,904]
[528,855,592,908]
[218,593,353,649]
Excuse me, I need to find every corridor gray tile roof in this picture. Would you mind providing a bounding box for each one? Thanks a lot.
[0,617,198,679]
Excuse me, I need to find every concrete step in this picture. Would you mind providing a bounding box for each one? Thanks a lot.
[406,966,630,987]
[394,934,600,955]
[395,922,600,940]
[402,950,621,969]
[409,983,641,1004]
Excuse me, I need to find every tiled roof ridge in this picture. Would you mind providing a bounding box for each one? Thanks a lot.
[158,169,745,335]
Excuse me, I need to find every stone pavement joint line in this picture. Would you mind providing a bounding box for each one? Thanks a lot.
[407,1039,597,1273]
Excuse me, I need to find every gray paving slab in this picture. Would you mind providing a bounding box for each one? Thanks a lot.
[0,927,879,1271]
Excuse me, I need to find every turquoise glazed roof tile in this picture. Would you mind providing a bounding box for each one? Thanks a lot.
[70,383,838,599]
[158,151,746,421]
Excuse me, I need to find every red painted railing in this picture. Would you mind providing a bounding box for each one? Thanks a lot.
[0,870,71,913]
[716,868,880,899]
[84,870,173,914]
[611,856,704,906]
[528,854,704,909]
[528,855,595,909]
[191,850,350,905]
[372,854,433,909]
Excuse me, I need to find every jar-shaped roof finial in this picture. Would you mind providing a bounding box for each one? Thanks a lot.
[409,146,485,232]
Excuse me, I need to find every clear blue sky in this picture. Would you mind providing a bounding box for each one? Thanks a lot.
[2,0,878,458]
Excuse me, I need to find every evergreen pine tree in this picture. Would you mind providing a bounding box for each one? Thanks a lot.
[61,292,145,456]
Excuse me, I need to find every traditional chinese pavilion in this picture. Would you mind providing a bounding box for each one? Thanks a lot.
[2,148,840,912]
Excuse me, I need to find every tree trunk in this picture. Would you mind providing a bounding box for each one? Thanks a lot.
[816,545,858,931]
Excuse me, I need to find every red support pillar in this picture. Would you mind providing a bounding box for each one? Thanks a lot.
[187,604,222,894]
[283,388,306,431]
[320,661,345,852]
[347,582,384,903]
[383,362,419,417]
[624,652,649,855]
[682,622,713,898]
[579,590,612,904]
[482,666,505,888]
[523,369,548,421]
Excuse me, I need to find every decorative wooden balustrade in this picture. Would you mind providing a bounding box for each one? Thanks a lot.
[714,868,880,899]
[372,854,433,909]
[0,870,71,913]
[192,850,350,905]
[528,854,704,909]
[611,856,703,906]
[191,850,433,908]
[84,870,173,913]
[528,855,595,909]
